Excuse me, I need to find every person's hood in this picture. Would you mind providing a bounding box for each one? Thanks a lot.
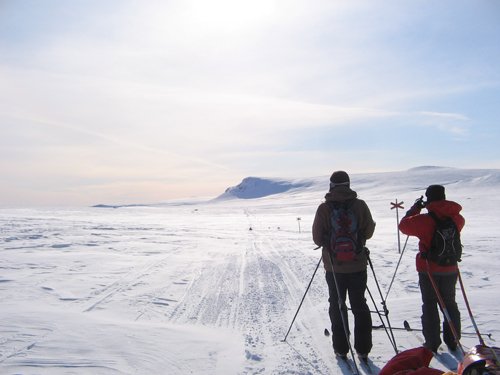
[425,200,462,218]
[324,186,357,202]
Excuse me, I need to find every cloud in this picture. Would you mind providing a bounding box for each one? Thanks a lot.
[0,63,398,150]
[417,111,469,136]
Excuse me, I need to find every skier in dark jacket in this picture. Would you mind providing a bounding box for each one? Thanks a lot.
[399,185,465,353]
[312,171,376,359]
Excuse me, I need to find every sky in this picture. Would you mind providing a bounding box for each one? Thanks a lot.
[1,0,499,207]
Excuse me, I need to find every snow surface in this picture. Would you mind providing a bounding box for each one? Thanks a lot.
[1,167,499,374]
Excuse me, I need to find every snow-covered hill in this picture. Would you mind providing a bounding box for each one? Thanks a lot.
[1,166,499,374]
[216,166,500,201]
[216,176,314,200]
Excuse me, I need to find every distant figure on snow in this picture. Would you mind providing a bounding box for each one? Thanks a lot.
[312,170,376,359]
[399,185,465,353]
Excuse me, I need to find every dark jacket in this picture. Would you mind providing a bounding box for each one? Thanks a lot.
[399,200,465,274]
[312,186,376,273]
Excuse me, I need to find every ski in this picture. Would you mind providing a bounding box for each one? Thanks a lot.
[325,328,360,374]
[336,354,359,375]
[358,356,374,375]
[434,350,459,371]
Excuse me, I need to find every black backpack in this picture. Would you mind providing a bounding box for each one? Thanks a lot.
[427,212,462,266]
[328,200,363,262]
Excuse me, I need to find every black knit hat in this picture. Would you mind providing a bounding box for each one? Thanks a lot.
[330,170,350,189]
[425,185,446,202]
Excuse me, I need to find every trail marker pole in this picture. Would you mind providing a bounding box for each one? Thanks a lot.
[390,200,404,253]
[297,217,301,233]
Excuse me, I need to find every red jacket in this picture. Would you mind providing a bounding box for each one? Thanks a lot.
[399,200,465,274]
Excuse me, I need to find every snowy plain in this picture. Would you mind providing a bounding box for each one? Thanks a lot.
[1,166,499,375]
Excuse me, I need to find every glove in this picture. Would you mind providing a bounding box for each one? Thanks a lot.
[420,251,428,260]
[404,196,425,217]
[414,196,426,209]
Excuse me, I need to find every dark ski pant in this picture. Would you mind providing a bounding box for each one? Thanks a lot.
[326,270,372,355]
[419,272,461,351]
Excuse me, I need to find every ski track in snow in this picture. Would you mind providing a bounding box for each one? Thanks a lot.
[166,209,331,374]
[0,211,208,374]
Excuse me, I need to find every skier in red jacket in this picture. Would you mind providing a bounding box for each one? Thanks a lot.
[399,185,465,353]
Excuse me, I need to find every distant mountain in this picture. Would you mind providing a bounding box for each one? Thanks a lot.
[215,177,314,200]
[215,166,500,201]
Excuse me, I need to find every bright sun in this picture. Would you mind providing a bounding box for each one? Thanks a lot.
[185,0,276,35]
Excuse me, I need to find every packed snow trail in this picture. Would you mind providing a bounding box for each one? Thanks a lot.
[166,208,336,374]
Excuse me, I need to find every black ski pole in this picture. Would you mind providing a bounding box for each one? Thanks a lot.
[282,249,322,342]
[392,321,494,339]
[384,235,409,301]
[366,285,398,354]
[366,250,398,353]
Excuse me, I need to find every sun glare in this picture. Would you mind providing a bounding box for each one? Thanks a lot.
[185,0,276,35]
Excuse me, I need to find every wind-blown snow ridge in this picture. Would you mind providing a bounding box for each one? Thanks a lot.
[215,177,313,200]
